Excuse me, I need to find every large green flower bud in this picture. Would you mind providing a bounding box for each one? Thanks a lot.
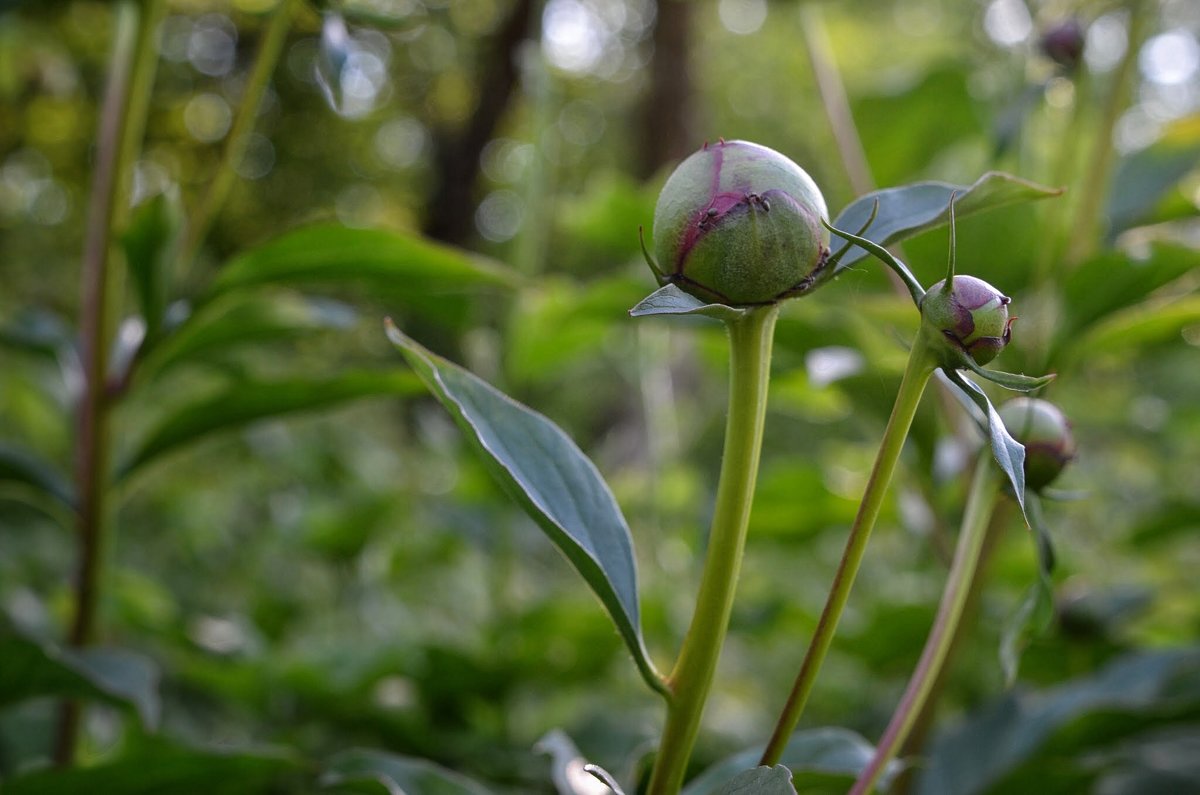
[920,275,1013,365]
[998,397,1077,492]
[651,140,830,306]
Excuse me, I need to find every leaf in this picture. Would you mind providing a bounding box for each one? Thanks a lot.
[944,371,1028,520]
[1106,124,1200,236]
[2,741,300,795]
[140,292,357,379]
[1076,294,1200,357]
[999,569,1053,686]
[121,191,182,339]
[628,284,747,322]
[682,728,899,795]
[831,172,1061,274]
[209,225,519,327]
[0,308,75,360]
[385,321,665,697]
[119,371,423,478]
[916,648,1200,795]
[322,749,495,795]
[713,766,796,795]
[961,357,1056,392]
[0,443,75,509]
[0,628,160,728]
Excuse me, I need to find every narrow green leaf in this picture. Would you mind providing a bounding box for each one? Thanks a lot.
[961,358,1056,392]
[322,749,494,795]
[945,371,1028,520]
[628,284,747,322]
[1106,129,1200,236]
[0,628,159,728]
[385,321,666,697]
[2,742,300,795]
[0,308,74,360]
[713,766,797,795]
[0,443,75,509]
[121,191,182,339]
[819,217,924,305]
[1000,494,1057,685]
[209,225,520,327]
[831,172,1061,274]
[119,371,422,478]
[682,728,900,795]
[1075,294,1200,357]
[140,292,357,379]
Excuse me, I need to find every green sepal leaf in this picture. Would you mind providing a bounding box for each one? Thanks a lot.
[961,357,1057,392]
[1,740,301,795]
[322,749,494,795]
[119,371,423,479]
[819,217,924,306]
[682,728,900,795]
[209,225,519,328]
[122,190,183,340]
[713,766,797,795]
[628,284,747,322]
[0,627,160,728]
[831,172,1061,274]
[0,443,75,509]
[385,321,666,697]
[945,371,1028,521]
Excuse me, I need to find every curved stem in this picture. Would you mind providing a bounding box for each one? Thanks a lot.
[851,459,1002,795]
[647,305,779,795]
[178,0,299,270]
[760,343,936,766]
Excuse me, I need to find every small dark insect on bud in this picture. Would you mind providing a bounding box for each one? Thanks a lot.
[649,140,830,306]
[920,275,1014,366]
[998,397,1077,492]
[1040,19,1086,71]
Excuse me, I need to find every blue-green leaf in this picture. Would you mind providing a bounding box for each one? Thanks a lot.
[118,371,423,479]
[0,443,75,509]
[831,172,1061,274]
[209,225,519,327]
[945,371,1027,519]
[385,321,665,697]
[322,749,495,795]
[713,766,796,795]
[629,284,747,322]
[122,191,182,339]
[682,728,899,795]
[0,628,160,729]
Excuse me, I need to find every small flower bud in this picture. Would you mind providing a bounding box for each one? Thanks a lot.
[651,140,830,306]
[998,397,1077,492]
[1040,19,1086,71]
[920,275,1013,365]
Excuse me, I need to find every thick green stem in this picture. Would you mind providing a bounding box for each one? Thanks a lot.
[851,459,1002,795]
[179,0,299,269]
[647,305,779,795]
[760,343,936,765]
[54,0,154,766]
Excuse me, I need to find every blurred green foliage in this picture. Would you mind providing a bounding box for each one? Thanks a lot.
[2,0,1199,792]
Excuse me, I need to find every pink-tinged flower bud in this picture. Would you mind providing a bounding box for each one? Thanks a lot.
[920,275,1013,365]
[1040,19,1086,71]
[651,140,830,306]
[998,397,1077,492]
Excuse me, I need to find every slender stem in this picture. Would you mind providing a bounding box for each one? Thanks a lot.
[647,305,779,795]
[851,459,1002,795]
[178,0,299,270]
[54,0,148,766]
[760,343,936,766]
[1064,0,1149,265]
[798,4,874,196]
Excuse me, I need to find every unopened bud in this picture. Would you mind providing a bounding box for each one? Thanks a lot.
[998,397,1077,492]
[920,275,1013,365]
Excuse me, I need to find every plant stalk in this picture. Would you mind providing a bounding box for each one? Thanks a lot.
[647,305,779,795]
[54,0,151,766]
[760,342,936,765]
[850,458,1002,795]
[179,0,299,270]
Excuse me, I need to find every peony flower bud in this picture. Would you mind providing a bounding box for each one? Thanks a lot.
[920,275,1014,365]
[650,140,830,306]
[1040,19,1086,71]
[998,397,1077,492]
